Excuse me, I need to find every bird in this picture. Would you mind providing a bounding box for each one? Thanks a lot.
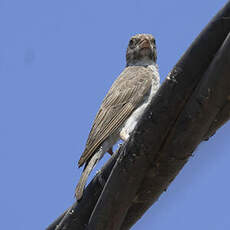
[75,34,160,200]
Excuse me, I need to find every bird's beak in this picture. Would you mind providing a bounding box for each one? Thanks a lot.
[139,39,150,49]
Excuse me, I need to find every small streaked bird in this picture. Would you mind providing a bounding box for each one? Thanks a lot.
[75,34,160,200]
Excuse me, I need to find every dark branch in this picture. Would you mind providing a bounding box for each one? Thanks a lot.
[121,3,230,228]
[121,31,230,230]
[46,1,230,230]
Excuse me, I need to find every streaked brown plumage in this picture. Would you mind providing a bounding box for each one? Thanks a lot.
[78,66,153,166]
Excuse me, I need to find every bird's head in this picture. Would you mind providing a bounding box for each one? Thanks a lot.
[126,34,157,67]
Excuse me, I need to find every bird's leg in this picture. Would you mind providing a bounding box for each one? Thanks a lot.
[108,147,114,155]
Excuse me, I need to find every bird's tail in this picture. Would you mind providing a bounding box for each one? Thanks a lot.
[75,150,102,200]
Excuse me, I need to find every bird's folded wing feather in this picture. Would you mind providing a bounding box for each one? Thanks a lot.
[78,66,154,167]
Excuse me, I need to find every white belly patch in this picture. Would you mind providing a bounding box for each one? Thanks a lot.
[120,64,160,141]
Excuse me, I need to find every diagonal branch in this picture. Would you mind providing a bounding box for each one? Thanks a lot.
[121,30,230,230]
[46,1,230,230]
[88,2,230,229]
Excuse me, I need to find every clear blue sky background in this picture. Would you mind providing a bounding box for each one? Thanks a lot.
[1,0,229,229]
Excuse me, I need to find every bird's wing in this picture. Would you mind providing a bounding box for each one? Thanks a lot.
[78,66,154,167]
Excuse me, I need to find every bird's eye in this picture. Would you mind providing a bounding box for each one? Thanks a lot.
[151,38,156,45]
[129,38,135,47]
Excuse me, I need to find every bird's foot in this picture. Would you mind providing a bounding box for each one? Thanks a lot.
[108,147,113,155]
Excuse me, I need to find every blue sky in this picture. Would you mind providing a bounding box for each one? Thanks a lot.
[1,0,229,229]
